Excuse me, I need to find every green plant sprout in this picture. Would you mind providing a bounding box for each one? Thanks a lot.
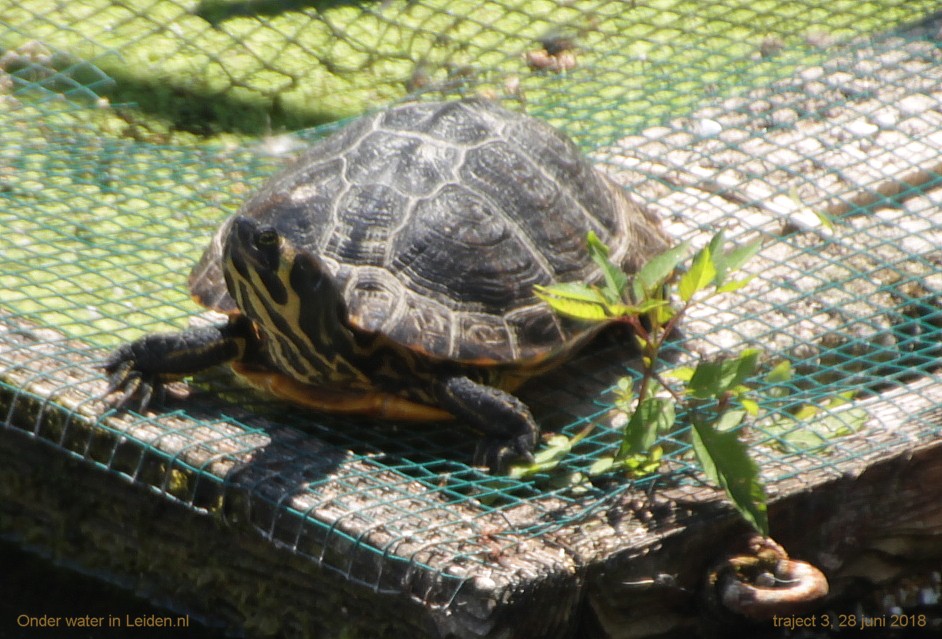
[756,360,868,454]
[514,229,770,535]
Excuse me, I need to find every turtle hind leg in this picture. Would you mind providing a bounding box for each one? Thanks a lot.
[434,375,539,473]
[104,316,254,411]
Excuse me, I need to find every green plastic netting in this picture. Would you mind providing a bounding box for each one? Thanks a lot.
[2,0,942,604]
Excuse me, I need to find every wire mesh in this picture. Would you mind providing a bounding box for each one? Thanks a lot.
[2,0,941,606]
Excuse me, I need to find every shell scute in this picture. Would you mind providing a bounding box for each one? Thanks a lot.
[455,313,514,362]
[387,185,548,316]
[382,100,496,145]
[327,183,407,265]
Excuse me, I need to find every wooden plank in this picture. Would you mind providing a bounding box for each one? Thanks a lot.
[4,318,941,637]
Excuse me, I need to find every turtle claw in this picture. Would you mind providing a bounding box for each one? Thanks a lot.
[102,340,179,413]
[109,373,160,413]
[473,439,508,474]
[473,432,538,474]
[103,351,162,413]
[474,411,540,475]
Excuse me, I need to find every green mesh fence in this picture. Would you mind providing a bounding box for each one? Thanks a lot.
[2,0,942,609]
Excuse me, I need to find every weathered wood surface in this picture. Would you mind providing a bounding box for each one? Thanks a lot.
[2,28,942,639]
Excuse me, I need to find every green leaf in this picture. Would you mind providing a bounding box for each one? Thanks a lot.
[707,230,728,285]
[811,407,868,438]
[721,238,762,275]
[636,446,664,476]
[691,413,768,535]
[536,281,606,302]
[686,349,761,399]
[663,365,696,382]
[763,359,793,399]
[634,240,690,299]
[650,301,677,326]
[536,280,675,322]
[762,407,868,454]
[812,207,836,231]
[702,232,760,289]
[714,275,756,295]
[687,361,724,398]
[612,447,664,478]
[535,285,610,321]
[826,390,858,409]
[714,408,749,432]
[727,384,752,398]
[587,231,628,301]
[532,434,571,463]
[740,397,761,416]
[588,456,615,475]
[618,396,675,458]
[678,244,717,302]
[792,403,820,421]
[607,298,673,318]
[612,377,635,410]
[547,471,590,492]
[508,434,572,478]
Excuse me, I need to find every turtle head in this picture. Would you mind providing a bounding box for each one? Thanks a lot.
[223,214,341,313]
[222,215,297,307]
[221,216,360,381]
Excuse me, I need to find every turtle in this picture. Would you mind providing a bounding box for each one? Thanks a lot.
[104,98,670,473]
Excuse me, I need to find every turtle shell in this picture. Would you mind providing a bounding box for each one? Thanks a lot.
[190,99,669,365]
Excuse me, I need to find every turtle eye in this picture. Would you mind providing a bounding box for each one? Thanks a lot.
[256,228,279,248]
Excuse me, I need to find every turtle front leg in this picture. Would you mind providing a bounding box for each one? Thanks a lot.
[104,315,255,411]
[434,376,540,473]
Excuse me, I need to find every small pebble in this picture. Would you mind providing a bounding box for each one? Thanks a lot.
[473,575,497,591]
[755,572,776,588]
[873,110,898,128]
[898,93,933,116]
[771,108,798,127]
[920,587,940,606]
[695,118,722,138]
[845,118,878,137]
